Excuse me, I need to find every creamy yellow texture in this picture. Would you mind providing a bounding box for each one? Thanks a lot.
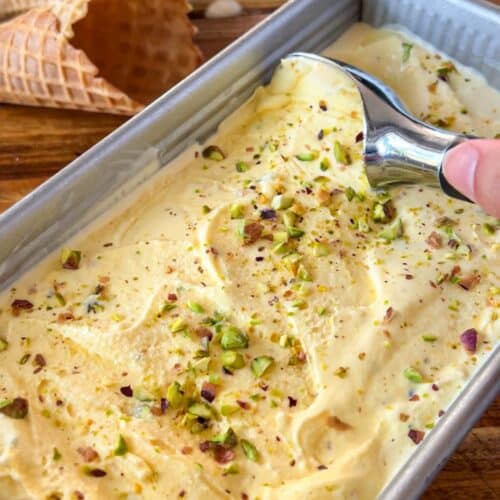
[0,25,499,500]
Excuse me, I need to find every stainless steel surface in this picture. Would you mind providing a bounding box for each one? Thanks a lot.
[0,1,498,499]
[287,53,472,203]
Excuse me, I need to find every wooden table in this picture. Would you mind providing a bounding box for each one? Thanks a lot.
[0,1,498,497]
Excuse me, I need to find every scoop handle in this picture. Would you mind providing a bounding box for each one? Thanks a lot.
[363,119,472,203]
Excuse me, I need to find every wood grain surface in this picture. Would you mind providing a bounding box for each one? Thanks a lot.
[0,1,499,497]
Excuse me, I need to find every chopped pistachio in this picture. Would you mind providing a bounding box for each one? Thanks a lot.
[282,211,297,228]
[170,318,187,333]
[320,158,330,171]
[334,141,351,165]
[211,427,238,447]
[0,399,12,409]
[272,241,290,255]
[114,435,128,456]
[402,42,413,62]
[202,145,225,161]
[379,218,404,241]
[19,353,30,365]
[282,252,302,273]
[334,366,349,378]
[422,334,438,342]
[297,264,312,282]
[345,186,356,201]
[220,326,249,350]
[372,203,388,223]
[312,242,330,257]
[355,216,370,233]
[251,356,274,377]
[235,161,249,173]
[220,404,240,416]
[0,338,8,352]
[241,439,259,462]
[295,151,319,162]
[271,195,294,210]
[230,204,245,219]
[223,464,240,475]
[0,398,28,419]
[133,405,152,419]
[273,231,289,244]
[166,381,184,409]
[209,374,221,385]
[314,176,330,185]
[187,301,205,314]
[404,367,423,383]
[287,227,305,239]
[188,402,213,420]
[202,205,212,214]
[158,302,176,316]
[221,350,245,369]
[437,62,456,79]
[483,223,496,235]
[134,386,154,402]
[53,448,62,461]
[60,248,81,270]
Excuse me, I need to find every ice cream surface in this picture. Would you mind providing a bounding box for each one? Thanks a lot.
[0,23,498,500]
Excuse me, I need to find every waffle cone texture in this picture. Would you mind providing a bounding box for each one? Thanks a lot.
[0,0,202,115]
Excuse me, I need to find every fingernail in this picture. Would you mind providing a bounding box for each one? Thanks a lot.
[443,142,479,201]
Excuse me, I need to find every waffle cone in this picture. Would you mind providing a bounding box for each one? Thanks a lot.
[0,0,88,36]
[0,0,202,115]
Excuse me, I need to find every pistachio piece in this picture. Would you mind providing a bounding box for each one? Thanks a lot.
[220,326,249,350]
[287,227,305,239]
[297,264,312,282]
[239,221,263,246]
[379,218,404,241]
[251,356,274,377]
[404,367,423,383]
[241,439,259,462]
[282,211,297,228]
[221,350,245,369]
[133,386,154,402]
[0,338,8,352]
[211,427,238,448]
[0,397,28,419]
[169,318,187,333]
[166,381,184,409]
[230,204,245,219]
[320,158,330,171]
[271,195,294,210]
[188,402,213,420]
[220,404,240,416]
[402,42,413,63]
[60,248,81,270]
[202,145,225,161]
[114,435,128,456]
[235,161,249,173]
[295,151,319,162]
[422,334,438,342]
[312,242,330,257]
[334,141,351,165]
[187,301,205,314]
[372,203,387,222]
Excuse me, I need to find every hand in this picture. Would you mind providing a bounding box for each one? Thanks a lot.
[443,139,500,218]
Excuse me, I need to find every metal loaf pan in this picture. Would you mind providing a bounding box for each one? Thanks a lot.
[0,0,498,498]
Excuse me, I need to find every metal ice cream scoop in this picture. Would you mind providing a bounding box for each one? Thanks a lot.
[287,53,472,202]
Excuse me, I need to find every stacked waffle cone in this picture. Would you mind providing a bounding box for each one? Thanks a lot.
[0,0,202,115]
